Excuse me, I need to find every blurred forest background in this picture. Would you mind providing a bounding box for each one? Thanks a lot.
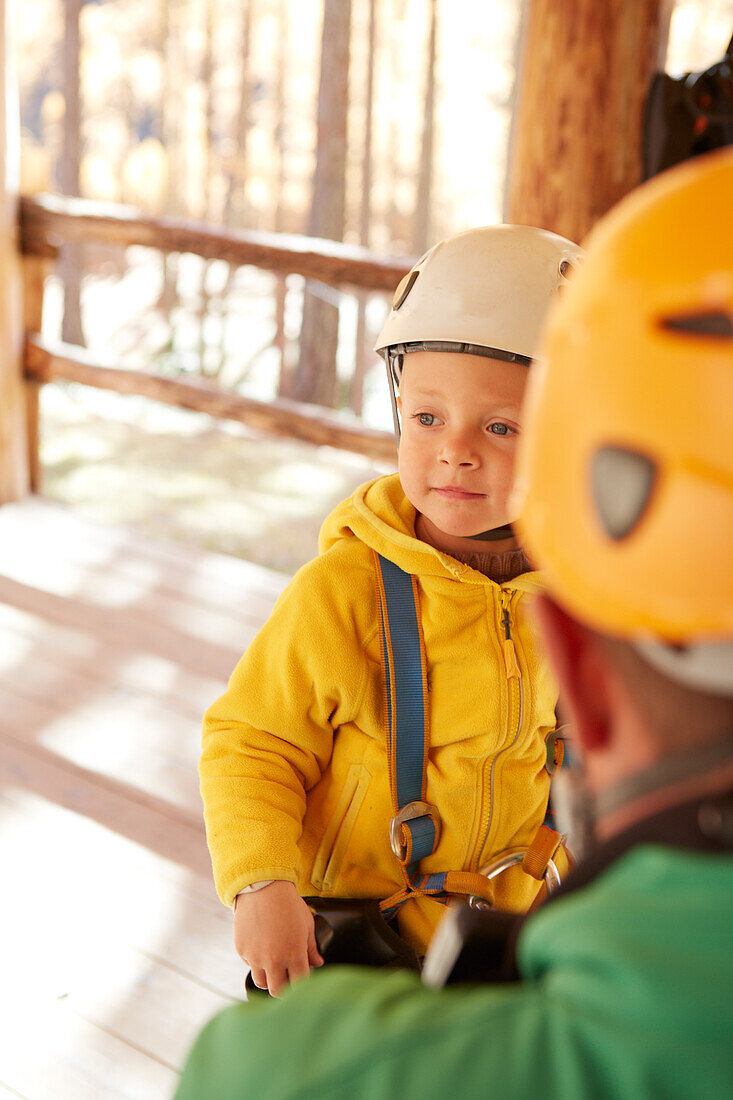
[16,0,733,570]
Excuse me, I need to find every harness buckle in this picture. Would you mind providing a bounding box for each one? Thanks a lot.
[389,801,441,861]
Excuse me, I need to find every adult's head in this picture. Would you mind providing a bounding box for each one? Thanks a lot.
[516,148,733,842]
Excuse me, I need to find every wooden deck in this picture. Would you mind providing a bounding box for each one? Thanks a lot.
[0,497,290,1099]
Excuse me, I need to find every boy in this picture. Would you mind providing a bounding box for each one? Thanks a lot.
[200,225,583,996]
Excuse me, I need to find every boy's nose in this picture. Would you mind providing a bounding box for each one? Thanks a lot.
[439,432,480,468]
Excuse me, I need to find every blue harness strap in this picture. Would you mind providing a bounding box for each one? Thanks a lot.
[375,554,446,909]
[374,553,570,919]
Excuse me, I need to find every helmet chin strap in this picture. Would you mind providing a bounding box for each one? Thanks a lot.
[554,731,733,861]
[467,524,515,543]
[594,733,733,823]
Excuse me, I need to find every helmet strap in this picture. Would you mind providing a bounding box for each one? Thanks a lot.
[594,733,733,823]
[386,351,402,441]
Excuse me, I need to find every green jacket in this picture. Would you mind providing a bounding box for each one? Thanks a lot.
[176,844,733,1098]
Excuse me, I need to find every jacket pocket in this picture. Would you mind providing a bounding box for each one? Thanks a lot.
[310,764,370,891]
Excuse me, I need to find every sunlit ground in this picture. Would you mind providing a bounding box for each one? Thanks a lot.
[0,496,284,1096]
[40,382,390,576]
[0,787,236,1096]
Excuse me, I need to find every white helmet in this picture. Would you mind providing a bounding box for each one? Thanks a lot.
[376,224,584,543]
[375,224,583,376]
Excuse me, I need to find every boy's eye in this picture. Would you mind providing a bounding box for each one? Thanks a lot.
[490,422,510,436]
[417,413,437,426]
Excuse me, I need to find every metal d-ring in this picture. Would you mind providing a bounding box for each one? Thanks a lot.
[389,801,441,860]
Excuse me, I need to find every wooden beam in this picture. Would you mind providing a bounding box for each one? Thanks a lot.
[22,257,47,493]
[25,336,398,465]
[507,0,673,243]
[19,193,413,292]
[0,0,29,503]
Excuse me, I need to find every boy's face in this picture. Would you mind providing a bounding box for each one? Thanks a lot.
[397,350,526,538]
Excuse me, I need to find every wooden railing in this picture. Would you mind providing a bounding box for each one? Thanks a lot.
[19,194,410,483]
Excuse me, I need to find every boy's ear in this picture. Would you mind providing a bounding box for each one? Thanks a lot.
[396,395,402,412]
[531,594,612,753]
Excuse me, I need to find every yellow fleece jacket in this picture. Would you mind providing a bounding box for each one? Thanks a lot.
[200,474,558,951]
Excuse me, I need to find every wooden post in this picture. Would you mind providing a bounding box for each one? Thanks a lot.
[0,0,28,503]
[22,256,47,492]
[506,0,673,243]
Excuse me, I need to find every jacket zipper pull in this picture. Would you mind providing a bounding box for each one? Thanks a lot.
[502,606,520,679]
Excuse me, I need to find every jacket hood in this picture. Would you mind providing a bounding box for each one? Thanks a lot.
[319,473,542,589]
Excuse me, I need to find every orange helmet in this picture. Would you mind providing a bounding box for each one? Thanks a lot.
[516,149,733,690]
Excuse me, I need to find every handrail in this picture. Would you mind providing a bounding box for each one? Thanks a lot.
[18,194,408,471]
[19,193,414,292]
[25,335,397,465]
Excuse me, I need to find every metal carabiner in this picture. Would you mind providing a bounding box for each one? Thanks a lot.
[468,848,562,910]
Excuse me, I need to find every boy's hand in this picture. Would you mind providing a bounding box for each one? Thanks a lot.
[234,881,324,997]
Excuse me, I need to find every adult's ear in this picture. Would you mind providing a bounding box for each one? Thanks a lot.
[532,595,612,754]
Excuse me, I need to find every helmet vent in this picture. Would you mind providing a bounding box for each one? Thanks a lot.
[591,446,656,541]
[660,310,733,337]
[392,269,420,311]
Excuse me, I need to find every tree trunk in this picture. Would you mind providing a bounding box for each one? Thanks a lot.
[0,0,29,502]
[413,0,437,254]
[294,0,352,408]
[274,0,293,398]
[157,0,179,322]
[222,0,253,229]
[507,0,673,243]
[199,0,216,375]
[350,0,377,416]
[386,7,403,247]
[60,0,83,346]
[219,0,255,383]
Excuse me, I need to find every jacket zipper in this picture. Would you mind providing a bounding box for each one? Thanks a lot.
[474,588,525,870]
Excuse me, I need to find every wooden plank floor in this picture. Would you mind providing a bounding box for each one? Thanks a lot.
[0,497,290,1099]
